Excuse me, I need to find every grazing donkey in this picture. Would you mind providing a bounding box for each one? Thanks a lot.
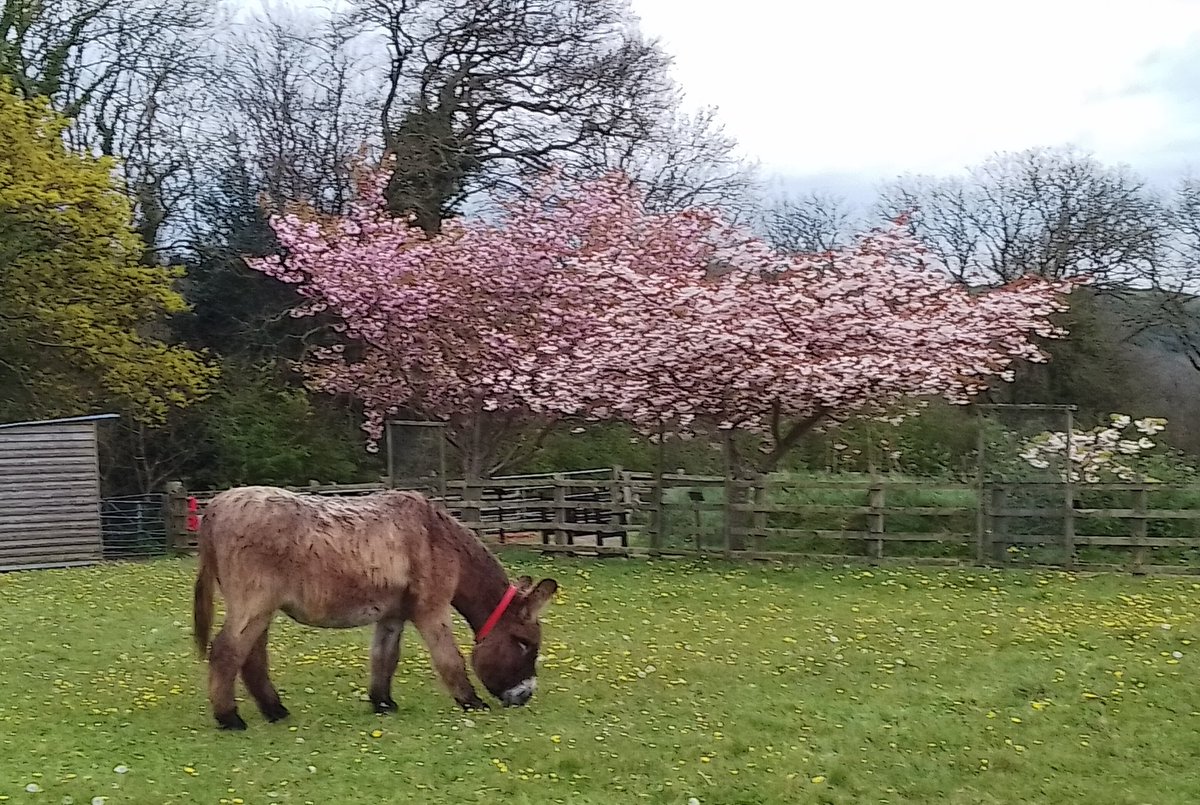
[192,486,559,730]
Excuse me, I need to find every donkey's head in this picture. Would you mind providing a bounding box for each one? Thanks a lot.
[471,576,558,706]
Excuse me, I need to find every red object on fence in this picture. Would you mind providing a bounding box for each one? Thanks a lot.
[186,495,200,532]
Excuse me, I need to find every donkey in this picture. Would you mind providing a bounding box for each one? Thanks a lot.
[192,485,559,730]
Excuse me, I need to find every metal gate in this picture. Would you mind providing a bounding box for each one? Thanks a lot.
[386,420,448,496]
[100,493,168,559]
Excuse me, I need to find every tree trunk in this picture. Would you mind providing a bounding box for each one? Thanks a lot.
[758,408,828,475]
[725,409,828,552]
[448,412,556,480]
[453,417,489,481]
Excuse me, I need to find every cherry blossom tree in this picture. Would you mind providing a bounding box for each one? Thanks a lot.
[248,160,1081,476]
[561,217,1083,472]
[247,162,724,474]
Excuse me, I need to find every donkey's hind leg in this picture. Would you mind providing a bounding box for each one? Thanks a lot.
[242,627,289,723]
[369,619,406,714]
[208,612,271,730]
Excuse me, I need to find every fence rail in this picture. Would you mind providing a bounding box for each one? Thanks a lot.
[169,468,630,553]
[159,470,1200,575]
[100,493,167,559]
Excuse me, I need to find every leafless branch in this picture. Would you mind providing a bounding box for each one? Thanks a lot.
[877,146,1165,289]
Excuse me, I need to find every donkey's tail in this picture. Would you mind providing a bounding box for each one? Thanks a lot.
[192,517,217,658]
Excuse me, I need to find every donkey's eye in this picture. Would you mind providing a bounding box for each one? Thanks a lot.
[514,638,532,654]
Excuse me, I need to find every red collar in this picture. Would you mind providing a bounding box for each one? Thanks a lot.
[476,585,518,642]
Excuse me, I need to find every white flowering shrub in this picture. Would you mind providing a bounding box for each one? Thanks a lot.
[1018,414,1169,483]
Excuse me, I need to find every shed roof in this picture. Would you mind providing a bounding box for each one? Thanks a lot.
[0,413,120,430]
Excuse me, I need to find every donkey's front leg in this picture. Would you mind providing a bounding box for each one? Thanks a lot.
[412,613,489,711]
[368,619,406,714]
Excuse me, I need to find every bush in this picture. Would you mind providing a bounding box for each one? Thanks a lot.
[184,363,380,489]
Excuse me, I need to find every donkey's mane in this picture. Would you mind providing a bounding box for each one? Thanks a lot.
[428,505,511,633]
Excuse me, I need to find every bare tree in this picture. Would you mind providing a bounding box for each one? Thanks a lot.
[590,105,761,221]
[206,10,380,216]
[1123,176,1200,370]
[878,146,1165,289]
[1166,176,1200,286]
[0,0,204,116]
[763,191,854,255]
[345,0,752,232]
[0,0,213,261]
[90,28,214,264]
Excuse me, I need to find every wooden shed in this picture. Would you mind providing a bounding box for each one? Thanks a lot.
[0,414,118,572]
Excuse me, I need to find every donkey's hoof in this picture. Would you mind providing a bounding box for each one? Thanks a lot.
[263,702,290,723]
[216,710,248,731]
[372,698,398,714]
[460,696,490,712]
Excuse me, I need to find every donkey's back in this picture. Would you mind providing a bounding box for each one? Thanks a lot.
[195,486,438,641]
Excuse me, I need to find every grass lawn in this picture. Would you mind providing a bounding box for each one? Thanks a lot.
[2,556,1200,803]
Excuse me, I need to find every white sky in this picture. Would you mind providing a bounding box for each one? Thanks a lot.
[628,0,1200,192]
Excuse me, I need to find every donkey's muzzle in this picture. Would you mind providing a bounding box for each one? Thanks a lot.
[500,677,536,707]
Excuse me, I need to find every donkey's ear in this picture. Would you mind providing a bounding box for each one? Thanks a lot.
[525,578,559,618]
[515,575,534,593]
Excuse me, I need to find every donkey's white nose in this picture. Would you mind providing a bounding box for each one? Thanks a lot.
[501,677,536,706]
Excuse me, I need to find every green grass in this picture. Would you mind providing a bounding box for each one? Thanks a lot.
[3,557,1200,803]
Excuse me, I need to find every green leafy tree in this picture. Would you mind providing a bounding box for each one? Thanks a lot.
[1000,288,1139,420]
[185,362,378,490]
[181,149,306,361]
[0,81,215,423]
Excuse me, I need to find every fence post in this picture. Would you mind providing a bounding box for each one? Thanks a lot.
[1062,484,1076,570]
[868,480,885,561]
[608,466,627,549]
[552,473,568,546]
[989,485,1009,563]
[649,476,664,555]
[974,483,987,565]
[620,469,636,550]
[165,481,188,553]
[974,412,987,564]
[722,475,735,558]
[650,429,665,555]
[722,432,736,558]
[463,476,482,537]
[437,428,448,501]
[1131,485,1148,575]
[721,430,748,555]
[752,475,768,556]
[385,421,395,489]
[1063,408,1076,570]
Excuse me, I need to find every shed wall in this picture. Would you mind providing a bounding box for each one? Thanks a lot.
[0,422,103,570]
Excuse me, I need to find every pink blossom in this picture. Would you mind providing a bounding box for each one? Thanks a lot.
[247,160,1080,459]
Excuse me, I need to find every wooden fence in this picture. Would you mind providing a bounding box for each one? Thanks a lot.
[982,481,1200,574]
[164,471,1200,574]
[167,468,632,554]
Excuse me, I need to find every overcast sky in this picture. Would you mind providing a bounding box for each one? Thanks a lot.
[627,0,1200,199]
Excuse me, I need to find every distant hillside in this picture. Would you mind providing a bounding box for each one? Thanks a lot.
[1102,288,1200,452]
